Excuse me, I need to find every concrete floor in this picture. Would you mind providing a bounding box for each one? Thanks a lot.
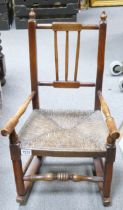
[0,6,123,210]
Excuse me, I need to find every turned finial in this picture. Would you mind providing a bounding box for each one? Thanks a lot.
[100,11,107,22]
[29,8,36,19]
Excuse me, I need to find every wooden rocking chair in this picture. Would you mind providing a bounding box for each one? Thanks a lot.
[1,10,120,206]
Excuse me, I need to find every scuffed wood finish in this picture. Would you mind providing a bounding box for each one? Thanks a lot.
[1,91,35,136]
[9,129,19,144]
[31,148,106,158]
[38,81,96,88]
[93,158,104,195]
[95,11,107,110]
[103,146,116,206]
[103,162,113,206]
[52,22,99,31]
[9,130,25,196]
[74,31,80,81]
[52,22,82,31]
[37,23,99,30]
[65,31,69,81]
[53,81,95,88]
[54,31,59,81]
[16,156,42,204]
[98,91,120,143]
[24,172,103,182]
[12,159,25,196]
[28,9,39,109]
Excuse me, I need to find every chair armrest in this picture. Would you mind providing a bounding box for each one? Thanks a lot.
[1,91,35,136]
[98,91,120,141]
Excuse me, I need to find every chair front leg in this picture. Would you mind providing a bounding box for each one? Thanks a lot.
[103,145,116,206]
[10,145,25,196]
[9,130,25,197]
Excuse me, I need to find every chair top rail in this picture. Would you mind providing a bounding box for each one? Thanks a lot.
[29,8,106,32]
[36,23,99,30]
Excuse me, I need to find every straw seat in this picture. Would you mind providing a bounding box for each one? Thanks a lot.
[20,110,107,153]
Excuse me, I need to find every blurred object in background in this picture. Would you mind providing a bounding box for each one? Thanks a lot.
[0,34,6,86]
[0,0,13,30]
[81,0,89,9]
[0,81,2,109]
[0,33,6,109]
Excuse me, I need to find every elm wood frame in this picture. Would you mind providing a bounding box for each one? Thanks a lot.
[1,10,120,206]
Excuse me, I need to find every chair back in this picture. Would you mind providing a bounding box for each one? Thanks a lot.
[28,9,107,110]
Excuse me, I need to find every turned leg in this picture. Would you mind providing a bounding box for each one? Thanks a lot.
[9,130,43,204]
[12,159,25,195]
[103,146,116,206]
[9,130,25,198]
[93,157,104,194]
[10,144,25,196]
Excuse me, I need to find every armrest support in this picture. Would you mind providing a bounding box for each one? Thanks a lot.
[1,91,35,136]
[98,91,120,142]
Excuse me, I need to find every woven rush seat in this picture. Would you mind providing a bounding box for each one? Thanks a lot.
[19,109,108,153]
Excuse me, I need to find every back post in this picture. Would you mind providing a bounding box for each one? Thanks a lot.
[28,9,39,109]
[95,11,107,110]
